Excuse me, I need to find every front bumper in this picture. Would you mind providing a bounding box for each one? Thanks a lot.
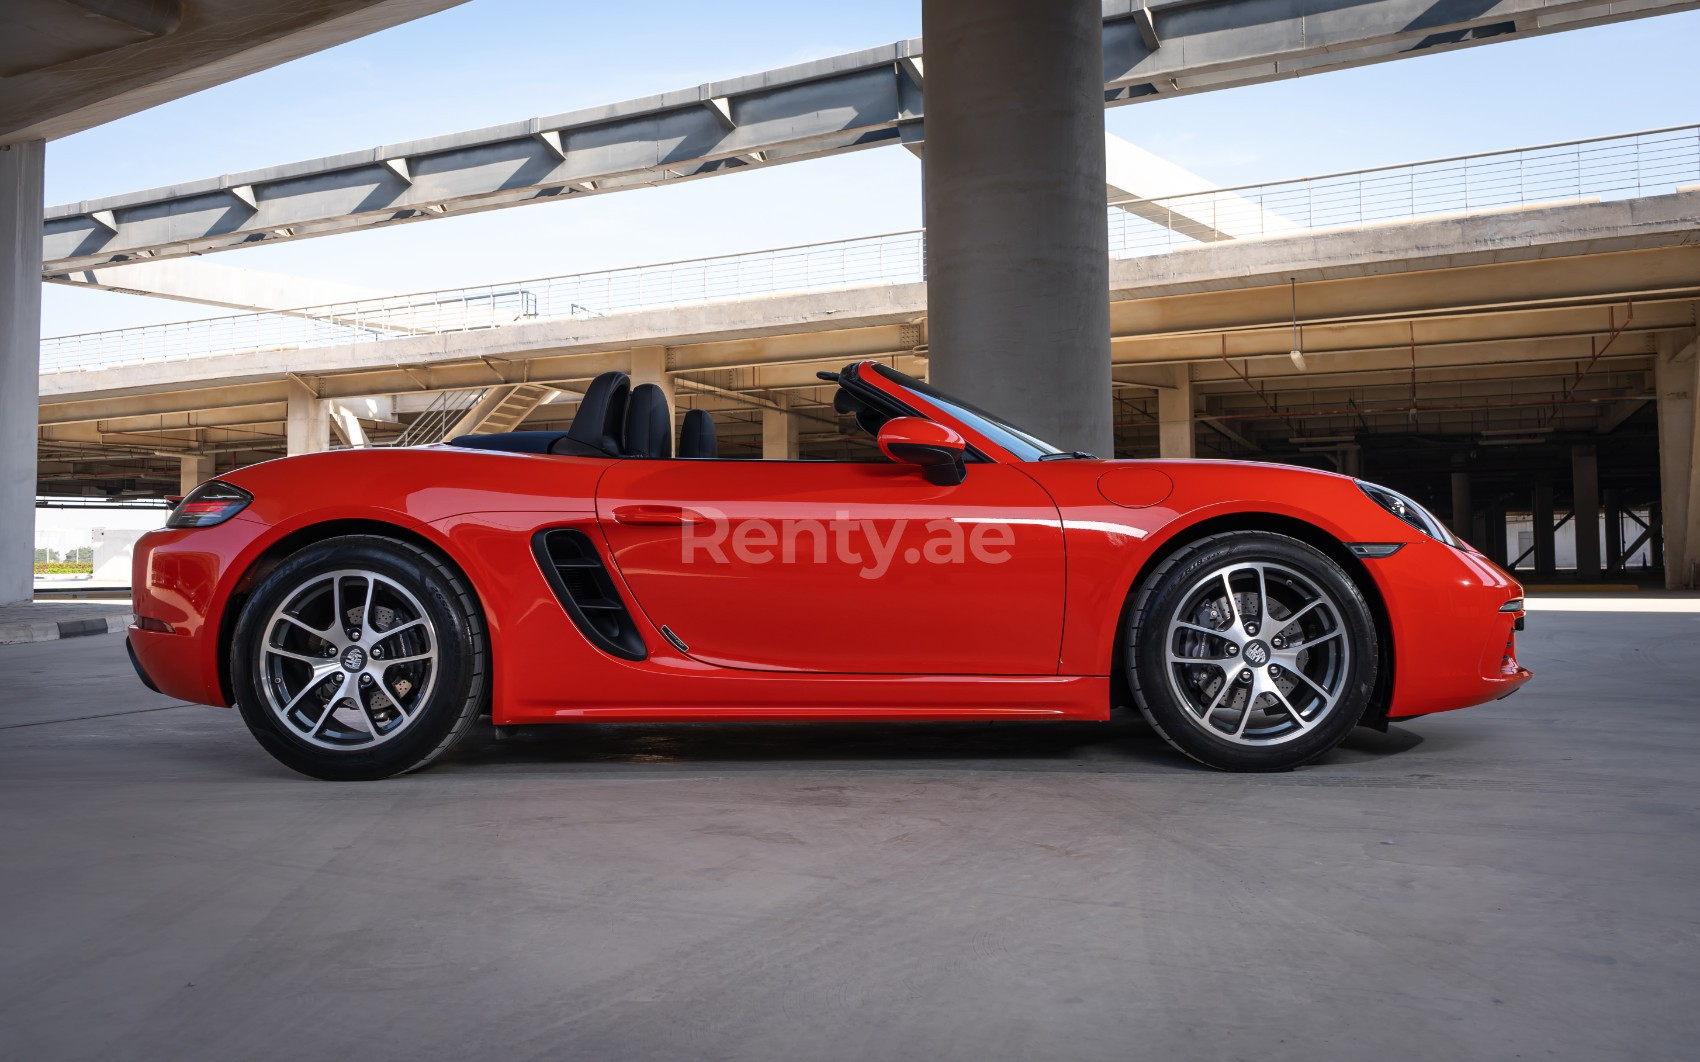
[1370,538,1532,719]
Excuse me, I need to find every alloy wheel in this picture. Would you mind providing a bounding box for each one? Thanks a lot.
[1162,561,1352,746]
[258,569,439,750]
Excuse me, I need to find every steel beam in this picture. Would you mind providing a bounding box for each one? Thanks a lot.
[41,0,1700,272]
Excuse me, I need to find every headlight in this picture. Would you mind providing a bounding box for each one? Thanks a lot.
[166,480,252,528]
[1355,480,1456,545]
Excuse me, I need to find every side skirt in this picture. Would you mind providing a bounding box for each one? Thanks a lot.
[499,675,1111,725]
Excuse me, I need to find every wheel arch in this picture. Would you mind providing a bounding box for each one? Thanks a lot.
[217,518,488,708]
[1114,510,1395,730]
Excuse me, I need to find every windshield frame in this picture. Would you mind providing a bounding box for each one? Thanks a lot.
[863,364,1066,462]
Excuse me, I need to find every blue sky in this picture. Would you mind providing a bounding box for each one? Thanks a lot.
[40,1,1700,336]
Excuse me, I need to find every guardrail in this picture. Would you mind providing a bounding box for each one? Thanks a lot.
[1108,124,1700,256]
[40,230,927,373]
[41,125,1698,374]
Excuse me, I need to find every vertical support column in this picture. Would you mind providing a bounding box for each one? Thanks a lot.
[1483,498,1509,569]
[1340,446,1362,478]
[1602,488,1623,574]
[0,141,45,606]
[1651,502,1664,570]
[1157,364,1194,458]
[1571,444,1600,581]
[1450,471,1472,542]
[179,454,215,496]
[1532,478,1556,578]
[763,407,799,461]
[922,0,1112,457]
[1655,331,1698,588]
[629,346,675,441]
[286,378,329,456]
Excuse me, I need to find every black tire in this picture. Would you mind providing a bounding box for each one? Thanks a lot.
[1126,531,1378,772]
[231,534,488,780]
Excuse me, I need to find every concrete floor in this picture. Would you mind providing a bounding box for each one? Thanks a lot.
[1,609,1696,1061]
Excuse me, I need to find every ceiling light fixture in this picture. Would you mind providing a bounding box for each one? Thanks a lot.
[1288,277,1306,371]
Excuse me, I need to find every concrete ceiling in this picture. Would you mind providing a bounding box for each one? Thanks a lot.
[0,0,468,144]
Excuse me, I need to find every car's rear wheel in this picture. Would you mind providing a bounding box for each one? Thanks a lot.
[1126,531,1378,771]
[231,535,487,780]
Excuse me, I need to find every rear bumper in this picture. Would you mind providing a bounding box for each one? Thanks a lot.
[1371,538,1532,719]
[127,518,270,707]
[126,635,161,693]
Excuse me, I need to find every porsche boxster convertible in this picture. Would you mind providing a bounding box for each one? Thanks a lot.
[129,360,1530,779]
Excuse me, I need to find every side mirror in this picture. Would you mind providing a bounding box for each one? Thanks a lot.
[878,417,968,486]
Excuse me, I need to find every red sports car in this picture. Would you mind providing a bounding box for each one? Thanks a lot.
[129,361,1530,779]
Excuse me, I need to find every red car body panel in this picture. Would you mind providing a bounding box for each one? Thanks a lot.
[130,366,1530,729]
[595,459,1066,674]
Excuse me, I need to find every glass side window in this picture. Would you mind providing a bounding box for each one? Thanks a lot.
[869,364,1064,461]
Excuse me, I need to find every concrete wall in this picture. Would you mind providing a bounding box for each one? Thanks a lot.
[91,528,147,583]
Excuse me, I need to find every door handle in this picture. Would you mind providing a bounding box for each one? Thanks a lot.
[612,504,711,526]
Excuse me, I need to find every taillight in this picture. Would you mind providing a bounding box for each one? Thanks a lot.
[166,481,252,528]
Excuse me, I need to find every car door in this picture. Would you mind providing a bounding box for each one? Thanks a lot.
[595,458,1065,674]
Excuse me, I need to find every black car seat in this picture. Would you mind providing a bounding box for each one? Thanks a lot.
[552,371,630,456]
[677,408,717,458]
[624,383,672,459]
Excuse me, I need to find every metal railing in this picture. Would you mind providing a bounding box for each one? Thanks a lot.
[1108,124,1700,256]
[41,230,928,373]
[390,388,483,446]
[40,125,1697,375]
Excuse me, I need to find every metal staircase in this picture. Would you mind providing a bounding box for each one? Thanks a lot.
[386,383,557,448]
[442,383,558,438]
[390,388,483,447]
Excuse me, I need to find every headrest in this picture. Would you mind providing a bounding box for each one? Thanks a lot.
[832,386,885,436]
[564,371,630,455]
[833,388,866,415]
[624,383,672,459]
[678,408,718,459]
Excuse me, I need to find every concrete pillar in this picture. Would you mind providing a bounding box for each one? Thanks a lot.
[1532,478,1556,577]
[0,141,45,606]
[1654,332,1699,588]
[921,0,1112,458]
[762,407,799,460]
[1603,488,1623,574]
[1340,446,1362,479]
[286,378,329,456]
[1157,365,1194,458]
[1571,445,1600,582]
[1450,471,1472,541]
[1483,499,1509,570]
[630,346,675,441]
[179,453,216,496]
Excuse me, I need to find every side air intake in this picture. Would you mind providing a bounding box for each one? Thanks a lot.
[532,529,647,660]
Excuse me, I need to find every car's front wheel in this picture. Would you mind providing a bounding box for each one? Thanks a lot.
[231,534,487,780]
[1126,531,1378,771]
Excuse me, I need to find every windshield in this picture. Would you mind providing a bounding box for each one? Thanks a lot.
[870,364,1064,461]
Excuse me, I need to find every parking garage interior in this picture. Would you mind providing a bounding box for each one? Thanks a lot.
[33,186,1700,587]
